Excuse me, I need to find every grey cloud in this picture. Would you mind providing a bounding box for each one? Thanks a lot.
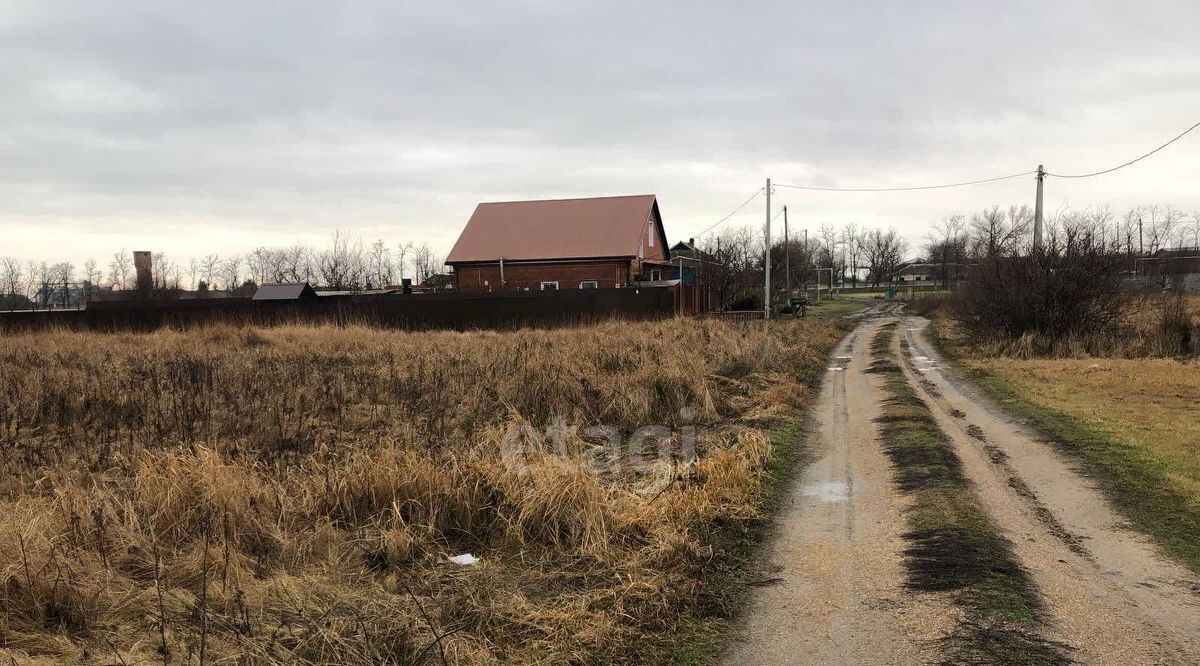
[1,0,1198,265]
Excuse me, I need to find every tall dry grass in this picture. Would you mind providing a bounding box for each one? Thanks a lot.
[0,317,842,664]
[922,291,1200,359]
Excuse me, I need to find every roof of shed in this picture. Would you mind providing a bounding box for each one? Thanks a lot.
[445,194,662,263]
[252,282,317,301]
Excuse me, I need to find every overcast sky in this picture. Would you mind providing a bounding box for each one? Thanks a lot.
[3,0,1199,268]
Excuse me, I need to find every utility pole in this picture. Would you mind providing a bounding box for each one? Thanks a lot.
[1138,215,1144,256]
[764,177,771,320]
[1033,164,1045,251]
[804,228,809,302]
[715,236,721,312]
[783,205,791,312]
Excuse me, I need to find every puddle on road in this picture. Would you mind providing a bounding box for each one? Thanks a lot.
[909,352,940,372]
[802,481,850,503]
[828,356,853,372]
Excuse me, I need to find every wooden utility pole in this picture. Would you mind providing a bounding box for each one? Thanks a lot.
[783,205,791,311]
[764,178,771,319]
[1033,165,1045,251]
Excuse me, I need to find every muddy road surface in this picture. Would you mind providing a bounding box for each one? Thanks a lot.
[724,308,1200,665]
[725,307,954,665]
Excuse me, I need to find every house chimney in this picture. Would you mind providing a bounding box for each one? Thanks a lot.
[133,250,152,295]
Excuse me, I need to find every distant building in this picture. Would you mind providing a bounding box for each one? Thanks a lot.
[668,238,708,286]
[1137,248,1200,278]
[417,273,455,292]
[444,194,672,292]
[34,282,97,309]
[890,261,969,284]
[133,250,153,296]
[1136,248,1200,292]
[252,282,318,301]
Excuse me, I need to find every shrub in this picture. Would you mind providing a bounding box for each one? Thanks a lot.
[953,236,1125,346]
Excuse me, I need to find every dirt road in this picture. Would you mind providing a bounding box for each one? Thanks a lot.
[724,308,1200,665]
[724,308,955,665]
[899,315,1200,664]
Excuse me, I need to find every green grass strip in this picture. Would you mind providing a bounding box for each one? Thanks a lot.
[925,320,1200,573]
[870,323,1070,665]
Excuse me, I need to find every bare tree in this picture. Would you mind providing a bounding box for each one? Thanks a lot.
[199,254,221,288]
[24,260,41,306]
[152,252,176,290]
[396,241,414,282]
[82,259,101,300]
[247,247,271,285]
[1142,204,1186,253]
[317,231,365,289]
[168,263,184,291]
[817,224,841,288]
[1088,203,1115,248]
[843,224,862,288]
[368,239,394,288]
[701,226,760,309]
[1,257,22,297]
[861,228,908,287]
[219,255,243,291]
[188,258,201,290]
[968,205,1031,259]
[282,244,312,283]
[1119,207,1141,257]
[109,249,132,290]
[926,215,967,286]
[0,258,24,309]
[409,242,441,286]
[49,261,74,307]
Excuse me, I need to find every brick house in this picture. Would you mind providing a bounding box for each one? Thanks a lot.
[445,194,672,292]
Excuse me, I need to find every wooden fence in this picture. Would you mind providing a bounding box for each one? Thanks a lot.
[0,287,680,333]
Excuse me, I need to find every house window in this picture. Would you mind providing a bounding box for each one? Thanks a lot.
[648,220,654,247]
[540,281,559,290]
[579,280,598,289]
[650,269,661,281]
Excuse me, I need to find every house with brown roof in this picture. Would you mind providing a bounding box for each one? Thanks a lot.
[444,194,672,292]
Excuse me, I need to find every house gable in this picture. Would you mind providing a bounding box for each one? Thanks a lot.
[636,199,670,262]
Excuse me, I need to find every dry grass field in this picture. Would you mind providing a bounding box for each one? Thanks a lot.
[963,357,1200,506]
[0,317,845,664]
[926,293,1200,570]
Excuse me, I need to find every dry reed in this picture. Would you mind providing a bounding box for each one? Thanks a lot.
[0,317,841,664]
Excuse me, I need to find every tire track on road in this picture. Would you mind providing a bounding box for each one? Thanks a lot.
[725,309,953,665]
[899,316,1200,664]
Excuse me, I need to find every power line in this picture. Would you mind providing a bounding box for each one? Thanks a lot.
[773,170,1035,192]
[694,119,1198,241]
[695,187,764,237]
[1046,120,1200,179]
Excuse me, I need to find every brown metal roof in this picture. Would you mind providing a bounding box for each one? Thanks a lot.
[445,194,661,264]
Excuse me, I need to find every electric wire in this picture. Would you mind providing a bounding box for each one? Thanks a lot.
[694,187,764,237]
[773,170,1035,192]
[1045,120,1200,178]
[694,119,1198,239]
